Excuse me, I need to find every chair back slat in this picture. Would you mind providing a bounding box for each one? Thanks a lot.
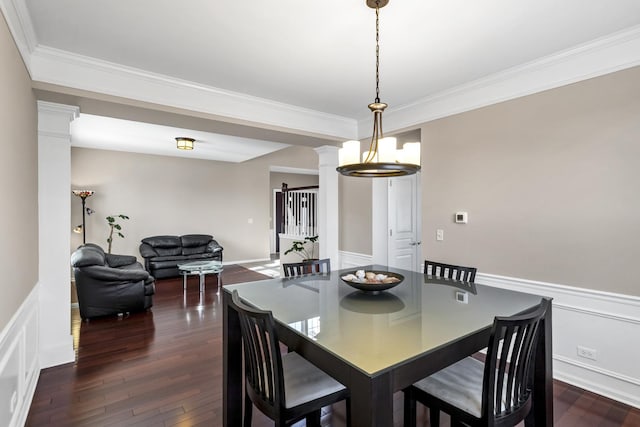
[482,299,549,426]
[283,258,331,277]
[231,290,286,416]
[424,260,477,282]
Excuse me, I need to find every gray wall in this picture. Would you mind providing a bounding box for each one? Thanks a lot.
[71,145,319,262]
[420,66,640,296]
[0,13,38,330]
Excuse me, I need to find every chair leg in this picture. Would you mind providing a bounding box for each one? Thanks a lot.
[346,397,352,427]
[305,409,322,427]
[429,407,440,427]
[243,393,252,427]
[403,391,417,427]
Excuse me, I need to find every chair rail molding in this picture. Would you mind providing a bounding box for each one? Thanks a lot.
[340,251,640,409]
[476,272,640,409]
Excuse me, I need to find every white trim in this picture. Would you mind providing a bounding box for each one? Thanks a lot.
[4,0,639,141]
[28,45,357,140]
[0,285,40,427]
[554,355,640,387]
[475,272,640,409]
[269,166,319,175]
[226,258,272,266]
[0,0,37,72]
[334,258,640,409]
[362,25,640,137]
[554,357,640,409]
[339,251,373,269]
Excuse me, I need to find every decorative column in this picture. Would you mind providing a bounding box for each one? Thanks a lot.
[38,101,79,368]
[314,146,339,267]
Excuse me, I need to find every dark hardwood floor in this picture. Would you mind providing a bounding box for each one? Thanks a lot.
[27,265,640,426]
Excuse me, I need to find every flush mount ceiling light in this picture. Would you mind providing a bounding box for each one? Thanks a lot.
[337,0,421,178]
[176,137,195,150]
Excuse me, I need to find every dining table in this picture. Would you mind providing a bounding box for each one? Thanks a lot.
[223,265,553,427]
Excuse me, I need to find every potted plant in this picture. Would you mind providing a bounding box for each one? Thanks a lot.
[106,214,129,253]
[283,235,319,262]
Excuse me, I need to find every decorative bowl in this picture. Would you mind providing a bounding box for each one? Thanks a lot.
[340,270,404,293]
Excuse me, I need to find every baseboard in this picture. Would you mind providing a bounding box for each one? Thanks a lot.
[476,272,640,409]
[338,251,373,269]
[0,285,41,427]
[227,258,272,266]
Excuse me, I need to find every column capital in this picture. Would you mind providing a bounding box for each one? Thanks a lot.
[37,101,79,137]
[314,145,339,168]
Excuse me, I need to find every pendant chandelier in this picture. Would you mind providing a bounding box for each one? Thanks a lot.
[337,0,421,178]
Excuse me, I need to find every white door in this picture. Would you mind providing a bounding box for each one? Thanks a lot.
[387,174,421,271]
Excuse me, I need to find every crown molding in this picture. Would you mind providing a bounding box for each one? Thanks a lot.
[28,46,357,141]
[0,0,38,72]
[4,0,639,142]
[360,25,640,138]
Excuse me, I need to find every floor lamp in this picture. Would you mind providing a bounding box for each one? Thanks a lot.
[72,190,94,244]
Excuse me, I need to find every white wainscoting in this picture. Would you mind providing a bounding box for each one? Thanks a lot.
[0,284,41,427]
[338,251,374,270]
[338,251,640,409]
[477,273,640,409]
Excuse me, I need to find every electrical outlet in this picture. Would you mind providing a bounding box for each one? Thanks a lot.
[455,291,468,304]
[577,345,597,361]
[436,229,444,241]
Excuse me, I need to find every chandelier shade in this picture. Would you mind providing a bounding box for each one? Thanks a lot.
[337,0,421,178]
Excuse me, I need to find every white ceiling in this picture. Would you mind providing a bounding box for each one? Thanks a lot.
[7,0,640,159]
[70,114,290,162]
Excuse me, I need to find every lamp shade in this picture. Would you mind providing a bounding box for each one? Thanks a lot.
[338,140,361,166]
[398,142,421,166]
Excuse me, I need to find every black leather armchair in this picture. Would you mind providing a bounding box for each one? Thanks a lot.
[71,244,155,320]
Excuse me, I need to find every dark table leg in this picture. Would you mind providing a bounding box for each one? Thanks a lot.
[349,371,393,427]
[526,297,554,426]
[223,291,243,426]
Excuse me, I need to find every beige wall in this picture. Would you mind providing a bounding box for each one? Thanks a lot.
[0,13,38,330]
[71,145,318,262]
[421,66,640,296]
[339,176,372,254]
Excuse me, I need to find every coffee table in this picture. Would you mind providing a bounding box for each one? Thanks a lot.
[177,260,223,292]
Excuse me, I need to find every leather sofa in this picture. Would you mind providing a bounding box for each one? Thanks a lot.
[139,234,223,279]
[71,244,155,320]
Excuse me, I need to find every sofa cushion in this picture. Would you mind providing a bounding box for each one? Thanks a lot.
[181,234,213,247]
[155,247,183,257]
[141,235,181,248]
[105,253,138,268]
[183,244,208,256]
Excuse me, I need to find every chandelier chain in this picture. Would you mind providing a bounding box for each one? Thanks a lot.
[375,4,380,103]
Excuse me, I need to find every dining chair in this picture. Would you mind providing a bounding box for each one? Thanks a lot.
[403,298,550,427]
[283,258,331,277]
[230,290,350,427]
[424,260,477,282]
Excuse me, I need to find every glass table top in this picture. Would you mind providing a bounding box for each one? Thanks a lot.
[225,265,544,376]
[177,260,223,273]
